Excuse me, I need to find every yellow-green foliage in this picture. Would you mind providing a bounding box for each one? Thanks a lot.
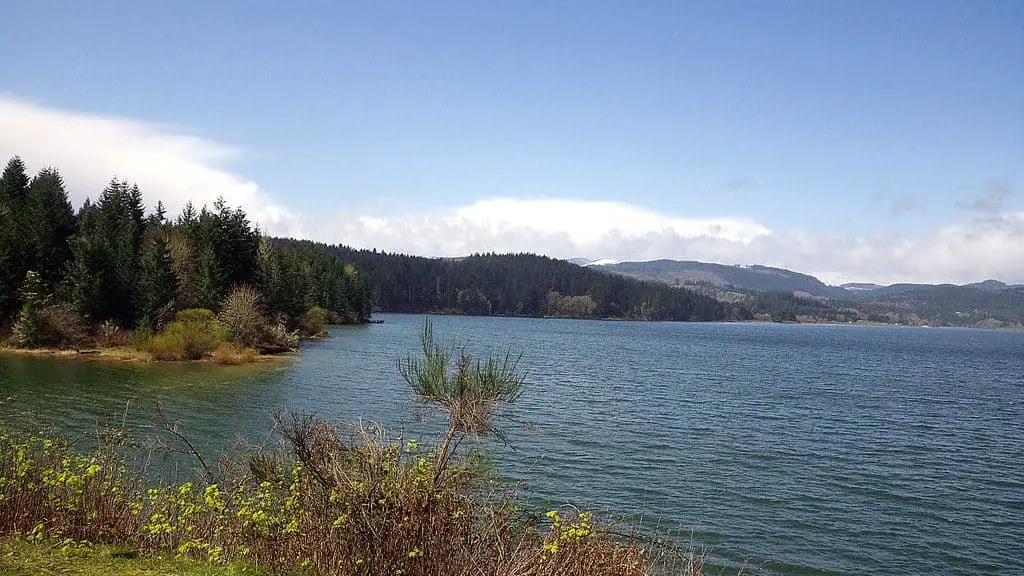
[297,306,327,338]
[0,422,716,576]
[0,430,137,543]
[545,291,598,319]
[148,309,228,361]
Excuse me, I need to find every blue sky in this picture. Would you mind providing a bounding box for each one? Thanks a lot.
[1,1,1022,283]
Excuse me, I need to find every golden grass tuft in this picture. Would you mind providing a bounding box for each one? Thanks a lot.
[211,343,259,365]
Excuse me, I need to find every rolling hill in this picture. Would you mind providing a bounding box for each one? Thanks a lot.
[586,258,1024,327]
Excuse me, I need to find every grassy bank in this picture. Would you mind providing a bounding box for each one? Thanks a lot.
[0,299,327,365]
[0,344,294,365]
[1,280,346,365]
[0,538,267,575]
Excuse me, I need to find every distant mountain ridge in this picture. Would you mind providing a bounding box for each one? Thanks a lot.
[584,258,1020,299]
[581,257,1024,327]
[589,259,848,298]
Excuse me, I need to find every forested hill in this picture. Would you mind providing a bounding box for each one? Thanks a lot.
[271,240,738,321]
[595,259,847,298]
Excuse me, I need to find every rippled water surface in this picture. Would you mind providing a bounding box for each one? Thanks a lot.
[2,315,1023,575]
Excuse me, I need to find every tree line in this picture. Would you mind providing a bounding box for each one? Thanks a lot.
[0,156,371,351]
[272,240,744,321]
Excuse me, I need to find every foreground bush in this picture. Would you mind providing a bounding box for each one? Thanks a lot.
[0,420,716,576]
[148,309,228,361]
[0,320,736,574]
[0,429,138,542]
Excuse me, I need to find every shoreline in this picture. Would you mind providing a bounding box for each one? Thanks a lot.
[379,311,1023,330]
[0,323,364,366]
[0,345,296,365]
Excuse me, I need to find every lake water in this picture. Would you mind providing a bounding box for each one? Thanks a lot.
[2,314,1023,575]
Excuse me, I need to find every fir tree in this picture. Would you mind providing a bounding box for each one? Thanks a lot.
[0,157,32,323]
[29,168,77,292]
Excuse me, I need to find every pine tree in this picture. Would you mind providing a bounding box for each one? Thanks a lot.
[11,270,48,347]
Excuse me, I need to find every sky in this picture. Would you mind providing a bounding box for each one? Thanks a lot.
[1,0,1022,285]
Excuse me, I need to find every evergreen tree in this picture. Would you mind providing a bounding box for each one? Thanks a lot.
[0,157,32,323]
[167,230,201,310]
[29,168,77,292]
[67,179,147,325]
[135,227,177,330]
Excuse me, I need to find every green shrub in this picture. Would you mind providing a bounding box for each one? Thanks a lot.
[218,285,265,347]
[10,272,88,349]
[0,428,138,542]
[11,303,49,349]
[148,309,227,361]
[132,320,154,349]
[297,306,328,338]
[257,322,299,352]
[11,270,49,348]
[12,303,89,349]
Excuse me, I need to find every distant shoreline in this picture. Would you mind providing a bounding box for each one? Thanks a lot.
[374,311,1024,330]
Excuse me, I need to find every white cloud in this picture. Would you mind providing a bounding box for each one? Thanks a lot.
[296,200,1024,285]
[454,198,770,245]
[2,97,1022,286]
[0,97,297,231]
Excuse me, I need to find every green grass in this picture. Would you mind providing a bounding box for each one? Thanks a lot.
[0,539,270,576]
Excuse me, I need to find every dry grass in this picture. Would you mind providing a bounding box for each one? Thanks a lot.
[0,344,289,366]
[211,343,259,365]
[0,345,155,363]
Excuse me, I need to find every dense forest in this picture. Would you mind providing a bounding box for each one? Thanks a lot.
[0,156,370,356]
[272,239,744,321]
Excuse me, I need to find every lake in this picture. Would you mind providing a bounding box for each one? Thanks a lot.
[2,314,1022,575]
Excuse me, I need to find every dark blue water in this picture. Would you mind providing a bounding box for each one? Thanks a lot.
[2,315,1023,575]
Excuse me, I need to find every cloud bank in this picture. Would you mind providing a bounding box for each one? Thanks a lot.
[2,98,1021,286]
[0,98,299,234]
